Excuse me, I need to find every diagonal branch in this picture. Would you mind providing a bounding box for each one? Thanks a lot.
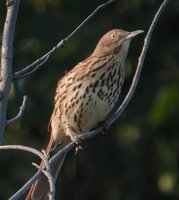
[10,169,43,200]
[12,0,117,80]
[9,0,171,199]
[6,95,28,126]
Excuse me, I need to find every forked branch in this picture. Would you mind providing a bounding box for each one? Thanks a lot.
[0,145,55,200]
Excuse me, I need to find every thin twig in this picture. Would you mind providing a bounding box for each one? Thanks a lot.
[6,96,28,126]
[0,145,55,200]
[32,163,55,200]
[12,0,117,80]
[14,55,50,79]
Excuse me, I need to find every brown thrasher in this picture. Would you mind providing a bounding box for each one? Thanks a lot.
[26,29,143,200]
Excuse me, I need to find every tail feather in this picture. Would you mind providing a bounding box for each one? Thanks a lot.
[25,133,66,200]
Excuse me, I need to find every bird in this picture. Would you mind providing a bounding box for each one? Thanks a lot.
[26,28,144,200]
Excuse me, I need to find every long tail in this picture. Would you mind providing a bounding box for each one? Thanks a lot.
[26,133,66,200]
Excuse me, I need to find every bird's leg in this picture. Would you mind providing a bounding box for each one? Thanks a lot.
[50,141,62,154]
[64,122,84,154]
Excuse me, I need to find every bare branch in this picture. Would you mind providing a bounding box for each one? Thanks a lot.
[6,96,28,126]
[11,170,43,200]
[0,145,55,200]
[10,146,67,200]
[0,0,20,143]
[32,163,55,200]
[0,145,51,173]
[12,0,117,80]
[107,0,171,125]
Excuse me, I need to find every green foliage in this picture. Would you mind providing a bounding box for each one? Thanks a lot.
[0,0,179,199]
[150,85,179,127]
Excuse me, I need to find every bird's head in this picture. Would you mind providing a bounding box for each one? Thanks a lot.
[92,29,144,56]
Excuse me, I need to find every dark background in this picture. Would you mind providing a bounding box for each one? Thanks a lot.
[0,0,179,199]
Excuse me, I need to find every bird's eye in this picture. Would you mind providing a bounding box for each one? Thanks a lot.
[110,33,118,40]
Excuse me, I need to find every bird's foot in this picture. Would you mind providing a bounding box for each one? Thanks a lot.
[71,134,86,154]
[99,120,110,134]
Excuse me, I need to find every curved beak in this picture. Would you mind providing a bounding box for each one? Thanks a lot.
[126,30,144,39]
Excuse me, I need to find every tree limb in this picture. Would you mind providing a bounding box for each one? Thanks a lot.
[0,0,20,144]
[6,96,28,126]
[12,0,117,80]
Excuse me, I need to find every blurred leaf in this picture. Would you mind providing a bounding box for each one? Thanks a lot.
[149,85,179,127]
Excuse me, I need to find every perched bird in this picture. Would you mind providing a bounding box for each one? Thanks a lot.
[26,28,143,200]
